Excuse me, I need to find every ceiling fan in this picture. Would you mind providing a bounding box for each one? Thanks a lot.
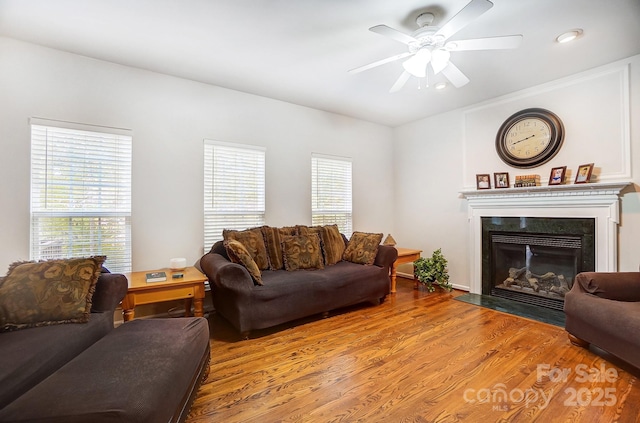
[349,0,522,92]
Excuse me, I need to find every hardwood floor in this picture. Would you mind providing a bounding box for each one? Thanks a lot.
[186,278,640,422]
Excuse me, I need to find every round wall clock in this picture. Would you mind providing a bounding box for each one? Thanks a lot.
[495,108,564,168]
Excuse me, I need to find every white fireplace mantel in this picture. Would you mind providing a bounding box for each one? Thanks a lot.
[460,181,631,294]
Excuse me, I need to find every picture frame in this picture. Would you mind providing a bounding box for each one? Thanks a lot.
[548,166,567,186]
[476,174,491,190]
[494,172,510,189]
[574,163,594,184]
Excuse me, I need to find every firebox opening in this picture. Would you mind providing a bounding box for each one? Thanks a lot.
[481,217,595,311]
[490,234,581,310]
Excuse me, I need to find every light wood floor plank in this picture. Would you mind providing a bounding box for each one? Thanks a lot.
[187,278,640,422]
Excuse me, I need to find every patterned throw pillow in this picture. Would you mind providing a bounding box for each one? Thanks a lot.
[223,228,270,270]
[0,256,105,332]
[297,225,346,266]
[261,226,298,270]
[282,234,325,271]
[224,239,263,285]
[343,232,383,265]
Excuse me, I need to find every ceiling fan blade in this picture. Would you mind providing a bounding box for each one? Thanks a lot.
[348,51,413,74]
[389,71,411,93]
[370,24,418,45]
[441,62,470,88]
[436,0,494,41]
[446,35,523,51]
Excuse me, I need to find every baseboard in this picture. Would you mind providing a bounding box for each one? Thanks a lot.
[396,274,470,293]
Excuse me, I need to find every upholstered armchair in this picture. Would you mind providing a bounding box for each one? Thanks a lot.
[564,271,640,369]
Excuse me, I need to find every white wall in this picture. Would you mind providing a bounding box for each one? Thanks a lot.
[0,37,395,272]
[394,55,640,290]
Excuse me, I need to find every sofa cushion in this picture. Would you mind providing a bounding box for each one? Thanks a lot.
[282,234,325,271]
[0,310,114,409]
[343,232,383,265]
[225,239,263,285]
[262,226,298,270]
[0,256,105,332]
[223,227,270,270]
[0,317,210,423]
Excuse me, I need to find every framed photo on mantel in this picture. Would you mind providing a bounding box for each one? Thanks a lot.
[494,172,509,189]
[549,166,567,186]
[476,174,491,189]
[574,163,594,184]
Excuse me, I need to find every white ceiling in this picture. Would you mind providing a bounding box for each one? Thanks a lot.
[1,0,639,127]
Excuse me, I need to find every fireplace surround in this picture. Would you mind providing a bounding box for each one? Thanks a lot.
[461,182,630,298]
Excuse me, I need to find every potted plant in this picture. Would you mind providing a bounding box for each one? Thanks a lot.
[414,248,453,292]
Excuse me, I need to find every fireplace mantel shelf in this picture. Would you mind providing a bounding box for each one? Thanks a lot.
[460,181,631,200]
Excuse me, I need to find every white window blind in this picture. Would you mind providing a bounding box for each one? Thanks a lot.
[204,141,265,250]
[312,153,352,235]
[30,119,132,273]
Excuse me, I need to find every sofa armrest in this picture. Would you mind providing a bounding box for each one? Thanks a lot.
[374,245,398,269]
[199,253,254,293]
[572,272,640,302]
[91,272,128,313]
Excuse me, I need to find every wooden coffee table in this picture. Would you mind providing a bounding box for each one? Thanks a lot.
[121,266,207,321]
[391,248,422,293]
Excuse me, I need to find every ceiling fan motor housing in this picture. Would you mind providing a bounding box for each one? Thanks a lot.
[410,14,446,53]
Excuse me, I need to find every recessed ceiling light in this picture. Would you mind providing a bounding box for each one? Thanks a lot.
[556,29,583,44]
[435,82,447,90]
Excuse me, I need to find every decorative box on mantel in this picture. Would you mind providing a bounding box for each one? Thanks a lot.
[459,181,631,295]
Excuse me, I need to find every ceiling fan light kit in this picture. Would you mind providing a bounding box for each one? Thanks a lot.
[402,48,431,77]
[350,0,523,93]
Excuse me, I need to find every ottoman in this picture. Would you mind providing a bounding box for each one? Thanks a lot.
[0,317,210,423]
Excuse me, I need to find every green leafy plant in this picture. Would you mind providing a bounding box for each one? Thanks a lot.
[414,248,452,292]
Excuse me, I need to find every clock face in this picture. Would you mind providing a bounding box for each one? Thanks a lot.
[496,108,564,168]
[504,118,551,159]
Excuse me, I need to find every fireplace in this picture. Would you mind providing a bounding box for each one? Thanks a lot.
[481,217,595,310]
[461,182,629,303]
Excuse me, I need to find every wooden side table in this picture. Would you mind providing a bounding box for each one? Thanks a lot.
[391,248,422,293]
[121,266,207,321]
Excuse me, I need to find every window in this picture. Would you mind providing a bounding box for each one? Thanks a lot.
[204,141,265,249]
[30,118,132,272]
[311,153,352,235]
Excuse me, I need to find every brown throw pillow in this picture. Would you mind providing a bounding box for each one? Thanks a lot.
[297,225,347,265]
[224,240,263,285]
[343,232,383,265]
[261,226,298,270]
[0,256,105,332]
[223,228,270,270]
[320,224,345,265]
[282,234,325,271]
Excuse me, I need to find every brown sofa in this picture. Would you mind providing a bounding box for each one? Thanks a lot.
[200,235,397,338]
[564,271,640,369]
[0,268,210,423]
